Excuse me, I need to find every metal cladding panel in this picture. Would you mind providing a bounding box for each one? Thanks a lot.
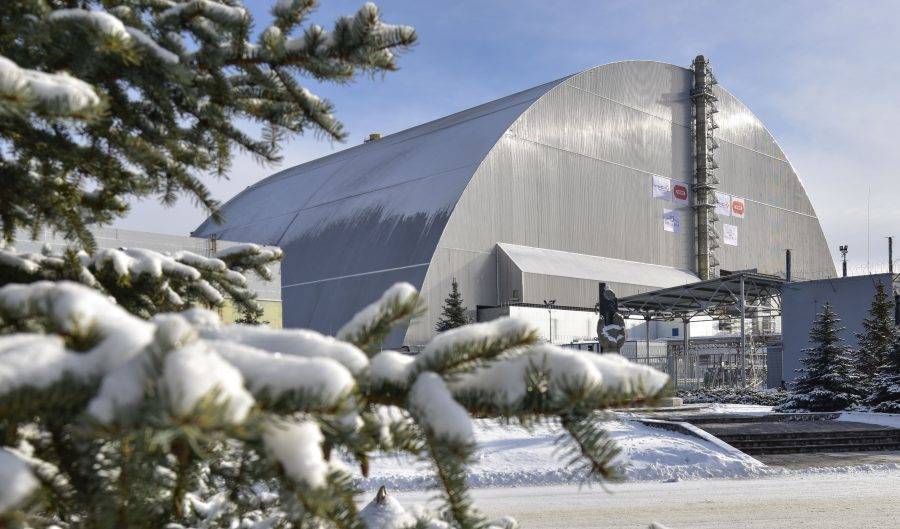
[422,61,832,345]
[193,79,565,345]
[283,264,428,342]
[195,60,833,346]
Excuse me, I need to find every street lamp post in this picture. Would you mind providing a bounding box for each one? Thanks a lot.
[543,299,556,343]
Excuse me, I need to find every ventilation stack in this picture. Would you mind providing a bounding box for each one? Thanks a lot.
[691,55,721,280]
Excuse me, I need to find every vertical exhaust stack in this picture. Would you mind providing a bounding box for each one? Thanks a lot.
[785,249,792,282]
[691,55,720,280]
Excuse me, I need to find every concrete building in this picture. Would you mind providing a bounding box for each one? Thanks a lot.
[193,59,834,347]
[774,273,899,386]
[13,227,283,327]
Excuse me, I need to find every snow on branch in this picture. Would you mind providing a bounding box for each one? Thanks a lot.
[0,280,669,528]
[337,282,420,353]
[0,449,38,514]
[0,55,101,118]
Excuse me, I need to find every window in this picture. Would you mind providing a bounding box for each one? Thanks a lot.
[672,328,679,337]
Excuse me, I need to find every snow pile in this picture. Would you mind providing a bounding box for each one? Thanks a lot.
[359,487,416,529]
[124,26,180,64]
[0,449,38,513]
[357,418,770,490]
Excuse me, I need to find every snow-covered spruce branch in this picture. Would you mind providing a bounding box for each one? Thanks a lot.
[0,242,282,321]
[0,281,668,528]
[0,1,416,248]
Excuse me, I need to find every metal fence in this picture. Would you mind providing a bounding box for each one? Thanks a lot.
[627,343,772,390]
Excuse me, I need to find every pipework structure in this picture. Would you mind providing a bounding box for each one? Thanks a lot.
[691,55,721,280]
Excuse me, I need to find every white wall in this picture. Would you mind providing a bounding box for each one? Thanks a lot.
[505,306,721,344]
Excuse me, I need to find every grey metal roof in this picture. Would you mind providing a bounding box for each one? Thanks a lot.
[193,60,832,346]
[193,77,568,336]
[497,243,699,289]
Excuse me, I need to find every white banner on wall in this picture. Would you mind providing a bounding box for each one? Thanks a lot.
[663,209,681,233]
[723,223,738,246]
[672,181,690,206]
[731,196,746,219]
[715,192,732,217]
[652,175,672,200]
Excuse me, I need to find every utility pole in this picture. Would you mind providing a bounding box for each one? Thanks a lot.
[839,245,849,277]
[888,237,894,275]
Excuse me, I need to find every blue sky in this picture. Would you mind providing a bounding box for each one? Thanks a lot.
[118,0,900,272]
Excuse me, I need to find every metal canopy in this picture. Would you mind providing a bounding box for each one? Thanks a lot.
[617,271,785,321]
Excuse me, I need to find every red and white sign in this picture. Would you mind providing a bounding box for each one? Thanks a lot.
[672,182,690,206]
[731,197,746,219]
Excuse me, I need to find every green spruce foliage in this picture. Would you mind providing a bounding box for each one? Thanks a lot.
[777,303,863,412]
[854,282,896,383]
[0,242,282,321]
[868,331,900,413]
[435,278,468,333]
[0,1,416,249]
[0,280,669,528]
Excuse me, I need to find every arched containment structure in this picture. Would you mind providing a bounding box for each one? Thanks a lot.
[194,61,833,347]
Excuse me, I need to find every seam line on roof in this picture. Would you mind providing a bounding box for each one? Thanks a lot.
[521,270,693,289]
[563,83,792,164]
[505,134,818,219]
[283,262,430,289]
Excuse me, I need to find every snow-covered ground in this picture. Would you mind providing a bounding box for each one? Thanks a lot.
[357,415,769,491]
[356,406,900,492]
[388,470,900,529]
[838,410,900,428]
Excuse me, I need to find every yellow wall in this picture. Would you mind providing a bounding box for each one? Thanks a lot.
[218,299,283,328]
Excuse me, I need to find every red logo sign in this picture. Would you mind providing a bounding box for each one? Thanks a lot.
[732,199,745,216]
[673,184,688,201]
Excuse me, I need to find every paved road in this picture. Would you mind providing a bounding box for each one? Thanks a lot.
[394,471,900,528]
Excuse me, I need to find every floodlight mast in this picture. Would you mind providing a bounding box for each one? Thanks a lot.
[839,245,849,277]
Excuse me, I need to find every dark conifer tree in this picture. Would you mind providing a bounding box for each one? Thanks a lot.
[854,282,896,384]
[868,319,900,413]
[0,1,417,249]
[777,302,863,412]
[435,277,468,332]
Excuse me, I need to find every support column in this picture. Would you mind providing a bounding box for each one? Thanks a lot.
[644,315,652,360]
[739,275,747,387]
[682,318,691,390]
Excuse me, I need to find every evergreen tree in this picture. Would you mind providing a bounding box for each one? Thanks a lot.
[0,241,282,322]
[854,282,896,383]
[0,280,670,528]
[0,1,417,249]
[435,277,468,332]
[777,303,863,412]
[868,318,900,413]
